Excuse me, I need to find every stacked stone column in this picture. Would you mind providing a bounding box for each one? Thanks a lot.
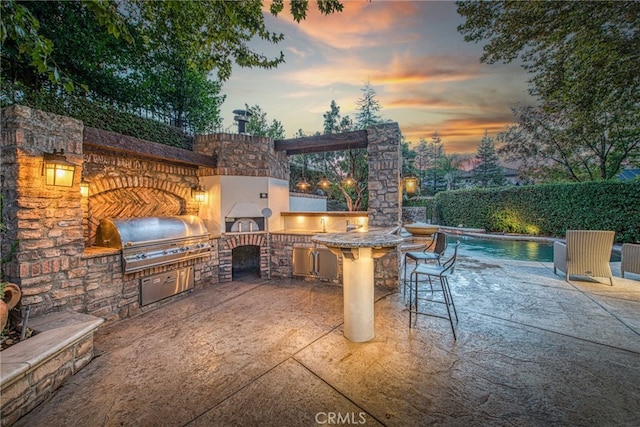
[366,123,402,288]
[1,105,85,316]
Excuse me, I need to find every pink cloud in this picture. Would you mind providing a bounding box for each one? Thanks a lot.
[273,1,420,49]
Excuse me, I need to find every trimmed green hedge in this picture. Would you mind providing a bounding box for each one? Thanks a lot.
[432,181,640,243]
[1,83,193,149]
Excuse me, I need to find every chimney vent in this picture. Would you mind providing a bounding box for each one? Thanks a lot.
[233,109,252,134]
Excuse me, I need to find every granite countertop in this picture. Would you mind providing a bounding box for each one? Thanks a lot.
[311,227,403,248]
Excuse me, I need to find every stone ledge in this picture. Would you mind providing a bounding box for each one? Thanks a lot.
[1,311,103,425]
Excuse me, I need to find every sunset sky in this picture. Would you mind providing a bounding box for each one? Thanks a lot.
[222,1,537,154]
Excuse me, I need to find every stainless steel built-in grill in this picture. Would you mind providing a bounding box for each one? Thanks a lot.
[95,215,211,274]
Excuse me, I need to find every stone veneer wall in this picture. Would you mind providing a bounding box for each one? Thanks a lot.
[1,105,85,316]
[366,123,402,288]
[402,207,428,224]
[194,133,289,180]
[1,106,219,321]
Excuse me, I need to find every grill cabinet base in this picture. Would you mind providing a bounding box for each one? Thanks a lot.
[140,267,194,306]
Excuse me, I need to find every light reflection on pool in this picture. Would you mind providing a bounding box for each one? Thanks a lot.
[449,235,621,262]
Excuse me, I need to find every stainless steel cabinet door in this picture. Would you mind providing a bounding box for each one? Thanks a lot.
[293,247,337,278]
[315,248,337,278]
[293,248,314,276]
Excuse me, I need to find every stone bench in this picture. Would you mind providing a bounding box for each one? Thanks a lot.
[1,311,103,426]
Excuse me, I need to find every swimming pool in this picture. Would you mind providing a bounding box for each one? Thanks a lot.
[448,234,621,262]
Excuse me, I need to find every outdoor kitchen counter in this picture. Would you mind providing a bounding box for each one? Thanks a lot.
[271,229,343,235]
[311,227,403,343]
[83,246,120,258]
[310,227,402,249]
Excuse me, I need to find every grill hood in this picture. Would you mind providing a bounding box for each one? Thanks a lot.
[95,215,211,274]
[96,215,208,248]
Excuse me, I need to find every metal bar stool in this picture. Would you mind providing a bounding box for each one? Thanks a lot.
[403,232,448,297]
[408,242,460,340]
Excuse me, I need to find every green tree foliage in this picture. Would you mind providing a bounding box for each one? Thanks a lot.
[320,100,366,211]
[245,104,286,139]
[413,138,429,177]
[355,80,382,129]
[425,132,445,193]
[401,137,418,179]
[316,82,386,211]
[472,131,506,188]
[2,0,343,137]
[497,105,639,182]
[439,153,463,191]
[411,132,445,194]
[457,0,640,181]
[0,0,130,92]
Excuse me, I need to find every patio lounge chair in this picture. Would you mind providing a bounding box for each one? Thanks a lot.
[553,230,615,286]
[621,243,640,279]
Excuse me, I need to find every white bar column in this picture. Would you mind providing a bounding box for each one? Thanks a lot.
[342,247,375,342]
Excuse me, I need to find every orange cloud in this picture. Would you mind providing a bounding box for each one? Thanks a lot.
[372,53,485,85]
[268,1,421,49]
[401,117,514,154]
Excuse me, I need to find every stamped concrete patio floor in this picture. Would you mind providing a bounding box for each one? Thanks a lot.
[15,256,640,426]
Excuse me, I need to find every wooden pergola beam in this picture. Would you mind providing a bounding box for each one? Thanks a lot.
[83,127,217,167]
[274,130,368,155]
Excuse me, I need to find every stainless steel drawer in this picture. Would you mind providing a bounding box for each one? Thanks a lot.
[140,267,194,306]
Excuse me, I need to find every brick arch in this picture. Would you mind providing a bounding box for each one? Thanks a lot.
[224,234,267,250]
[89,176,192,201]
[86,178,191,246]
[219,234,269,282]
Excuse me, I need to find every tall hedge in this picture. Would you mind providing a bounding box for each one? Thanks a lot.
[433,181,640,243]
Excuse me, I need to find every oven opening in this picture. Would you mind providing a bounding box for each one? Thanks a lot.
[232,245,260,279]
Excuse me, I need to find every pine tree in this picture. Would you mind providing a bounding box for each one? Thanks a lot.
[472,131,506,187]
[426,131,444,193]
[354,80,382,129]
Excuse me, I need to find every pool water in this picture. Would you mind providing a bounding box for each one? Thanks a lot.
[449,235,621,262]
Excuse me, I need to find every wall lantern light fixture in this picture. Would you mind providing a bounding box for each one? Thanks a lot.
[192,185,206,203]
[403,175,419,194]
[43,149,76,187]
[80,179,90,197]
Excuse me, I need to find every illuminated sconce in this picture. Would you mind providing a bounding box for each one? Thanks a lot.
[342,173,355,187]
[192,185,206,203]
[403,175,419,194]
[43,149,76,187]
[80,179,90,197]
[317,175,331,189]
